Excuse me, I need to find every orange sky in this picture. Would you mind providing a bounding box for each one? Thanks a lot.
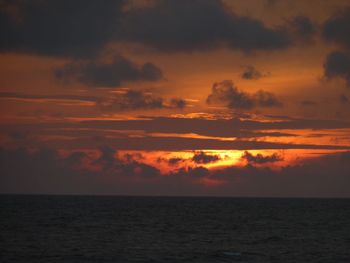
[1,0,350,196]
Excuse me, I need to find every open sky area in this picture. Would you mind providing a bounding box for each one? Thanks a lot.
[1,0,350,197]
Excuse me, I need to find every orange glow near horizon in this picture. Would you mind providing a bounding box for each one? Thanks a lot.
[54,148,348,175]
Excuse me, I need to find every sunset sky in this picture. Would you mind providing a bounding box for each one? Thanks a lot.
[1,0,350,197]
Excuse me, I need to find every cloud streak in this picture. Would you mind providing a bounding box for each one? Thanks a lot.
[0,91,186,111]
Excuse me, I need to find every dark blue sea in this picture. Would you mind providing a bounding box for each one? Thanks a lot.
[1,195,349,262]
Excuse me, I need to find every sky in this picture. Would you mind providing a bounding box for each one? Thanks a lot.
[1,0,350,197]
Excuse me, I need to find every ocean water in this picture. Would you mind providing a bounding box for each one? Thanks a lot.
[0,195,349,262]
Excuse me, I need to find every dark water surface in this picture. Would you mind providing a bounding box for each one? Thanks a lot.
[1,195,349,262]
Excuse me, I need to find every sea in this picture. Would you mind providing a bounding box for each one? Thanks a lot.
[1,195,349,262]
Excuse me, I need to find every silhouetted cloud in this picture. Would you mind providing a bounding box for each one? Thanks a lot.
[324,51,350,88]
[94,145,119,170]
[254,90,283,107]
[323,7,350,49]
[170,98,187,109]
[192,151,220,164]
[241,65,264,80]
[96,90,185,111]
[206,80,282,109]
[0,0,125,58]
[0,0,316,58]
[321,8,350,88]
[170,166,210,179]
[100,90,163,110]
[54,56,163,87]
[241,151,283,164]
[63,151,87,167]
[168,157,185,166]
[86,145,161,177]
[120,0,290,53]
[210,151,350,197]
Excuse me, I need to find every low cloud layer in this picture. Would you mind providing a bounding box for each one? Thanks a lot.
[1,147,349,197]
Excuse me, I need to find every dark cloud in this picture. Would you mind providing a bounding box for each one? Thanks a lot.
[322,8,350,88]
[169,98,187,109]
[207,81,254,109]
[323,51,350,88]
[0,146,162,194]
[96,90,185,111]
[167,157,185,166]
[0,0,125,58]
[124,153,144,163]
[206,80,282,109]
[63,151,87,167]
[95,145,118,170]
[241,65,264,80]
[99,90,163,110]
[95,146,159,177]
[241,151,283,164]
[54,56,163,87]
[192,151,220,164]
[0,0,315,58]
[322,7,350,49]
[120,0,290,53]
[254,90,283,107]
[210,151,350,197]
[170,166,210,179]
